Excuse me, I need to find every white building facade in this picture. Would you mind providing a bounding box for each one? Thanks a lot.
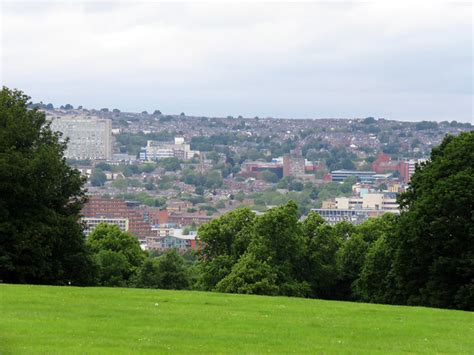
[49,116,112,160]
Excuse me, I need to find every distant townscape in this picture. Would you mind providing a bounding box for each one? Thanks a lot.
[39,104,471,252]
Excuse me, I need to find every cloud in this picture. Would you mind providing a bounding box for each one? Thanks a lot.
[1,1,472,121]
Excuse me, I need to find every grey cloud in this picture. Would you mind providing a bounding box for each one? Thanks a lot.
[1,1,472,122]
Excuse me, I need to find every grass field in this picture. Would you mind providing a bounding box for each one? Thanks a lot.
[1,284,472,354]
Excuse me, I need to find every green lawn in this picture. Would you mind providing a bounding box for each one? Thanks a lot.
[1,284,472,354]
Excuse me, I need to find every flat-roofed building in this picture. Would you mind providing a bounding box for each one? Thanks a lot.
[140,137,199,161]
[81,196,153,241]
[82,217,129,236]
[283,155,305,177]
[49,115,112,160]
[331,170,376,183]
[311,208,399,225]
[335,193,398,211]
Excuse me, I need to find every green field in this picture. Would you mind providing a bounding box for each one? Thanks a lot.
[1,284,472,354]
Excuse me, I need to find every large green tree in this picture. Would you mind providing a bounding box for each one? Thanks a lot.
[0,87,94,285]
[251,201,309,296]
[197,208,255,290]
[301,212,342,298]
[392,132,474,310]
[133,250,190,290]
[87,223,146,286]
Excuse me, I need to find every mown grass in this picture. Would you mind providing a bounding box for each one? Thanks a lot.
[0,284,472,354]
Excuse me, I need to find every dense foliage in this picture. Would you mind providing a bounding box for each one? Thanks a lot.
[0,88,94,285]
[196,132,474,310]
[390,131,474,309]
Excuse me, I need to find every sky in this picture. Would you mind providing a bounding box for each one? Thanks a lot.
[1,1,472,122]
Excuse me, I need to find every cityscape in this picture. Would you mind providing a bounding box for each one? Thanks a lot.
[41,104,471,252]
[1,1,472,353]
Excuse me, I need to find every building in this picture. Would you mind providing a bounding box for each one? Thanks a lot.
[283,155,306,177]
[146,227,197,251]
[241,156,316,179]
[241,160,284,179]
[82,217,129,236]
[140,137,199,161]
[168,212,213,226]
[81,196,153,241]
[372,153,427,183]
[334,193,399,211]
[49,115,112,159]
[315,191,399,225]
[372,153,399,174]
[331,170,377,183]
[399,159,427,183]
[311,208,393,225]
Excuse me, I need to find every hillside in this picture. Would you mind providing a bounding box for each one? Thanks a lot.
[1,285,472,354]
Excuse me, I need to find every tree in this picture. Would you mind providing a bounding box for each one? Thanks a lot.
[206,151,220,165]
[90,169,107,187]
[111,177,128,190]
[0,87,94,285]
[95,162,112,171]
[94,250,129,287]
[197,208,256,290]
[391,132,474,310]
[288,180,304,191]
[261,170,279,183]
[87,224,146,286]
[153,110,162,115]
[301,212,341,298]
[144,182,156,191]
[353,235,396,304]
[195,186,204,195]
[235,190,245,202]
[154,249,189,289]
[363,117,376,124]
[251,201,309,296]
[341,158,356,170]
[215,252,279,295]
[158,157,181,171]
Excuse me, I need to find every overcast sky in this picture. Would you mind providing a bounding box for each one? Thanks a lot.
[1,1,472,122]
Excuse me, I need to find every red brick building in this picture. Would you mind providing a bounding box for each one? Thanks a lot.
[81,196,153,240]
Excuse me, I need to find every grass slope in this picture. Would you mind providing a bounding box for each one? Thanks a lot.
[1,284,472,354]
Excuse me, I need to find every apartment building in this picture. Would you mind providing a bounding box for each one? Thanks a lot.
[81,196,153,241]
[49,115,112,160]
[283,155,306,177]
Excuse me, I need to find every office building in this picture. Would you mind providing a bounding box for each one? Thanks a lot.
[140,137,199,161]
[82,217,129,236]
[331,170,377,183]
